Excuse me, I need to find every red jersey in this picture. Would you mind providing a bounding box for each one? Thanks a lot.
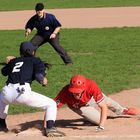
[55,79,104,109]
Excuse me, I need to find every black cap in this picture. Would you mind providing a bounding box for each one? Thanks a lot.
[20,41,36,57]
[35,3,44,11]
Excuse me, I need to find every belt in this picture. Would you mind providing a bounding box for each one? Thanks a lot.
[19,82,25,85]
[6,82,26,86]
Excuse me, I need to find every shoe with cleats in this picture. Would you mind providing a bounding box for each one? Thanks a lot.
[45,127,66,137]
[123,108,139,115]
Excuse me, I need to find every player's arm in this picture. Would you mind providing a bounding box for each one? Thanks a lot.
[25,16,35,37]
[50,14,62,39]
[33,58,48,86]
[5,56,16,64]
[90,80,108,130]
[1,56,15,76]
[35,73,48,86]
[1,65,8,76]
[97,100,108,130]
[50,27,61,39]
[1,56,16,76]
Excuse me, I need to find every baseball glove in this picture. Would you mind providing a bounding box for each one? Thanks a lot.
[45,127,66,137]
[6,56,16,64]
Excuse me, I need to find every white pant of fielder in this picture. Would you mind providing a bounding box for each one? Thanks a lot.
[0,83,56,122]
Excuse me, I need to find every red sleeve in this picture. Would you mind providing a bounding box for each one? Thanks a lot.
[54,86,67,108]
[90,80,104,104]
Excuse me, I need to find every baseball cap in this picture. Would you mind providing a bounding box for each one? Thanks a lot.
[35,3,44,11]
[20,41,36,57]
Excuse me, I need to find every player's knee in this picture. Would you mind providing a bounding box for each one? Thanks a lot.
[47,99,57,109]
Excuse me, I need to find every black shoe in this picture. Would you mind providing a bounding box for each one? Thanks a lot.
[0,127,8,132]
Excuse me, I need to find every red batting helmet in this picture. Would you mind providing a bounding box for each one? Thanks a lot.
[69,74,86,94]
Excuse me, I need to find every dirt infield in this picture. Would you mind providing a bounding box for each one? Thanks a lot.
[0,89,140,140]
[0,7,140,29]
[0,7,140,140]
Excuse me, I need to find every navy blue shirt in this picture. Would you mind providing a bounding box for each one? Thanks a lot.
[1,57,46,85]
[25,13,61,39]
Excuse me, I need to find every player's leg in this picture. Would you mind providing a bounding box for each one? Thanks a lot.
[48,34,72,65]
[70,106,100,125]
[0,92,9,132]
[103,94,138,115]
[3,84,56,122]
[2,84,57,128]
[88,94,138,115]
[87,94,128,115]
[21,90,65,137]
[30,35,45,47]
[16,90,57,121]
[103,94,125,115]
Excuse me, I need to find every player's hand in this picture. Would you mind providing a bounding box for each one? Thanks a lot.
[50,33,56,39]
[42,78,48,86]
[95,126,104,132]
[25,31,29,37]
[6,56,16,64]
[25,28,31,37]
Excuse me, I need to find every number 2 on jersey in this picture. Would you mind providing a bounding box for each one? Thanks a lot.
[12,62,24,73]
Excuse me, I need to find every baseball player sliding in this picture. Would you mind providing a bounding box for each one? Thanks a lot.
[44,74,138,131]
[0,41,65,137]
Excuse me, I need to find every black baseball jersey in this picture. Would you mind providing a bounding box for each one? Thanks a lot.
[25,13,61,38]
[1,57,46,85]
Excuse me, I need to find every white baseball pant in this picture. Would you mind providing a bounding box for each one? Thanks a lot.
[0,83,56,122]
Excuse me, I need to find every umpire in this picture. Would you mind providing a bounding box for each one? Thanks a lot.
[25,3,72,65]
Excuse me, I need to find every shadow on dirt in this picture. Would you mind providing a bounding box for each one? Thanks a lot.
[13,118,95,133]
[56,118,95,127]
[15,116,133,131]
[10,115,135,134]
[107,115,132,119]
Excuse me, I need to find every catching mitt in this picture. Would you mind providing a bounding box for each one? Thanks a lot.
[45,127,66,137]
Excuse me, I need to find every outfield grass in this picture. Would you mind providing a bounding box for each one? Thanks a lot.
[0,28,140,114]
[0,0,140,11]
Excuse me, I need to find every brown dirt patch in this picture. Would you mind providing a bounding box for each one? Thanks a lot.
[0,7,140,29]
[0,7,140,140]
[0,88,140,140]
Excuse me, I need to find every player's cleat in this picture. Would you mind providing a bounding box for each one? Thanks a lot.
[0,118,8,132]
[122,108,139,115]
[45,127,66,137]
[0,127,9,132]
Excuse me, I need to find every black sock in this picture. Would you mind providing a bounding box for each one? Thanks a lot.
[0,118,7,128]
[46,120,55,129]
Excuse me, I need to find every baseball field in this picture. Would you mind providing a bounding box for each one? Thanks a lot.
[0,1,140,140]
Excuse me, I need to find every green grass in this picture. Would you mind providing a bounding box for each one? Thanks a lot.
[0,0,140,11]
[0,27,140,114]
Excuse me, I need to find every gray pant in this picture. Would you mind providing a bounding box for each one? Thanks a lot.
[31,34,72,64]
[70,94,125,125]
